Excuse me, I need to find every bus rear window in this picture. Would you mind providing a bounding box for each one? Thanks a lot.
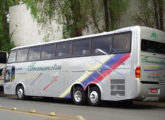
[141,40,165,54]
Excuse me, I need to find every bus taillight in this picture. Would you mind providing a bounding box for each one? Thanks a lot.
[135,66,141,78]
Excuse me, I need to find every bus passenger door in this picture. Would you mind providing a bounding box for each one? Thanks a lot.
[4,66,15,94]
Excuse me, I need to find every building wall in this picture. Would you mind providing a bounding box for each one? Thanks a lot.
[9,4,63,47]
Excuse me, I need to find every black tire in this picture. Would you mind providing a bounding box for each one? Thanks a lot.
[72,87,86,105]
[16,85,25,100]
[88,87,101,106]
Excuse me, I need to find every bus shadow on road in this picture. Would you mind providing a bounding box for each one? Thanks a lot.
[101,101,165,109]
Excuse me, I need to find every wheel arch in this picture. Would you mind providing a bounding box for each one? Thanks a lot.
[15,82,26,95]
[70,83,85,96]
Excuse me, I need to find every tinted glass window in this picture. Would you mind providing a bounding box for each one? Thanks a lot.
[0,51,7,63]
[8,50,17,63]
[92,35,112,55]
[112,32,131,53]
[41,44,55,60]
[28,46,41,61]
[141,40,165,54]
[17,48,28,62]
[56,42,72,58]
[73,39,90,56]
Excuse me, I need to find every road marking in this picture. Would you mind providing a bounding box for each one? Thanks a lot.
[0,105,85,120]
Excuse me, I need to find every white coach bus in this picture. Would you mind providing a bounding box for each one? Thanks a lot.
[4,26,165,105]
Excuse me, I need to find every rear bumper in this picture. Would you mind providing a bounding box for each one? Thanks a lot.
[136,82,165,101]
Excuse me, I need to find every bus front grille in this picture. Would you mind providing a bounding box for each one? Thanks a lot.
[111,79,125,96]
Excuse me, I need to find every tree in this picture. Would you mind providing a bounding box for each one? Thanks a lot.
[152,0,164,30]
[57,0,89,37]
[89,0,128,32]
[0,0,15,52]
[133,0,165,31]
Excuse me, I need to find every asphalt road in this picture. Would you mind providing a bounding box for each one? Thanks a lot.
[0,95,165,120]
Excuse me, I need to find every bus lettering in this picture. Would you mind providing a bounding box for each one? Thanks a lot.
[28,62,62,71]
[142,56,165,65]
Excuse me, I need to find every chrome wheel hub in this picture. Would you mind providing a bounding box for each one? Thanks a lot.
[74,91,82,103]
[89,91,98,104]
[17,88,23,98]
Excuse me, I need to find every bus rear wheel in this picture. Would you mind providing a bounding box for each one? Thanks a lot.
[88,87,101,106]
[72,86,86,105]
[16,85,25,100]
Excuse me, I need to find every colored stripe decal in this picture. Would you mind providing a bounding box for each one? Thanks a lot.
[43,76,58,91]
[30,73,42,85]
[81,54,126,87]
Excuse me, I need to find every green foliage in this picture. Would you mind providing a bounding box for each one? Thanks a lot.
[133,0,165,30]
[24,0,38,19]
[0,0,15,52]
[132,0,155,27]
[61,0,89,37]
[108,0,128,30]
[23,0,57,23]
[1,35,15,52]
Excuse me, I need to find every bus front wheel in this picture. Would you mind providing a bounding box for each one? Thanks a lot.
[16,85,25,100]
[72,86,86,105]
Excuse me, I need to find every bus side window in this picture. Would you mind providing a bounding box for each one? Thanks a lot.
[8,50,17,63]
[28,46,41,61]
[112,32,131,53]
[73,39,90,57]
[41,44,55,60]
[56,42,72,58]
[92,35,111,55]
[17,48,28,62]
